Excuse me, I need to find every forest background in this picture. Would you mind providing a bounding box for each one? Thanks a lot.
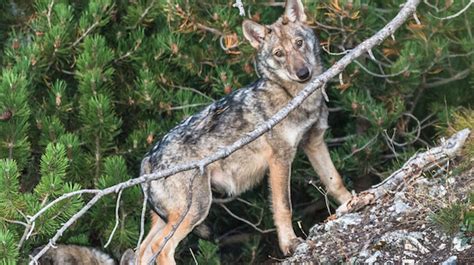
[0,0,472,263]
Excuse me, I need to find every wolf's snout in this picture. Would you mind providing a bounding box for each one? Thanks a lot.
[296,67,310,81]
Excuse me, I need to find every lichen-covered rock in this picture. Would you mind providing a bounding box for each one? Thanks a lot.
[283,168,473,264]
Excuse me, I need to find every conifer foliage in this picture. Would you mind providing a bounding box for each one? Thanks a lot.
[0,0,472,263]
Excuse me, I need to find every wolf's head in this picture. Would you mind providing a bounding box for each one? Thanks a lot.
[243,0,322,85]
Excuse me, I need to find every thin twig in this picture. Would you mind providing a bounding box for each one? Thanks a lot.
[190,248,199,265]
[114,39,143,63]
[308,180,332,215]
[0,216,28,227]
[136,190,148,252]
[171,85,215,102]
[353,60,409,78]
[72,21,100,48]
[104,189,124,248]
[28,1,422,262]
[326,135,355,145]
[430,0,474,20]
[219,204,276,234]
[46,0,54,29]
[343,133,379,160]
[169,103,209,111]
[196,23,223,36]
[131,0,157,29]
[424,68,470,88]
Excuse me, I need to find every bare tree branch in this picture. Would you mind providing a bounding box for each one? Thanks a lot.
[337,128,471,216]
[28,1,422,263]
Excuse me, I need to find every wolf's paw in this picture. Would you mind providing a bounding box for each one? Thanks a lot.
[336,191,375,216]
[282,237,304,256]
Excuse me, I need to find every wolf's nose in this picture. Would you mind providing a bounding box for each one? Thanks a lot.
[296,67,310,81]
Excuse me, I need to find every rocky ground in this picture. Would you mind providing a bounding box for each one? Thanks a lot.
[284,166,473,264]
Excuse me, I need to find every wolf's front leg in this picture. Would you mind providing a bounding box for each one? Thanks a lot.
[303,126,352,204]
[268,157,301,255]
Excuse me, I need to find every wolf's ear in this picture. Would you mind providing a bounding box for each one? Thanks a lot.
[243,20,266,49]
[284,0,307,23]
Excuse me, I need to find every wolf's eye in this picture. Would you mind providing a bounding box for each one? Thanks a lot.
[274,50,284,57]
[296,39,303,47]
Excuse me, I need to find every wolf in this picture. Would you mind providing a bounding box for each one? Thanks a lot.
[31,244,116,265]
[131,0,353,264]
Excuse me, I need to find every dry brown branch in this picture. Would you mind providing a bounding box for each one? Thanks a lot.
[336,128,471,216]
[28,1,422,263]
[196,23,223,36]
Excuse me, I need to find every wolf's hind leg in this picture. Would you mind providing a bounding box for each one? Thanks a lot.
[137,212,165,264]
[140,174,212,265]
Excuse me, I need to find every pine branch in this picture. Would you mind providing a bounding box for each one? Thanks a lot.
[130,0,157,29]
[72,21,100,48]
[28,1,422,263]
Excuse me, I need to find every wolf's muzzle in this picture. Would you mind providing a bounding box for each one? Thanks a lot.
[296,67,311,81]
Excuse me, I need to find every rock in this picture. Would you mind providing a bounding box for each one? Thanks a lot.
[404,242,417,251]
[293,242,309,255]
[429,185,447,197]
[283,167,473,264]
[365,251,381,264]
[324,213,362,231]
[452,235,471,252]
[393,192,411,214]
[441,255,457,265]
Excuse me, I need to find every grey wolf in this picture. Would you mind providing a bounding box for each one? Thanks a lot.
[31,244,115,265]
[132,0,352,263]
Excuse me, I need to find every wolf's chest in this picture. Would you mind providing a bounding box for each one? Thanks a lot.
[279,115,318,146]
[279,96,323,146]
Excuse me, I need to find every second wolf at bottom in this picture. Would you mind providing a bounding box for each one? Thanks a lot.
[129,0,353,264]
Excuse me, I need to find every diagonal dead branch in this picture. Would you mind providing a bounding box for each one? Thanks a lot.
[28,1,422,263]
[336,128,471,216]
